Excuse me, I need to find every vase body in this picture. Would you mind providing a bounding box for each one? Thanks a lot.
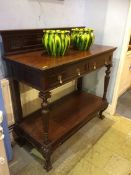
[71,28,95,51]
[42,30,70,57]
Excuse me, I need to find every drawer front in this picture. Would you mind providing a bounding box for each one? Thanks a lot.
[43,52,112,90]
[89,53,112,71]
[47,61,89,89]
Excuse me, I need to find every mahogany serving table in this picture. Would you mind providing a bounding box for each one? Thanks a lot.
[1,29,116,171]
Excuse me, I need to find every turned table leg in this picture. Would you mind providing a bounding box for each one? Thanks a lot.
[42,143,52,171]
[39,91,52,171]
[77,77,83,92]
[103,64,112,100]
[99,63,112,119]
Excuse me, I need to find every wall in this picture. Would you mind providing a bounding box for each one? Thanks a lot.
[84,0,130,104]
[0,0,86,29]
[83,0,109,94]
[85,0,109,44]
[101,0,130,103]
[118,53,131,96]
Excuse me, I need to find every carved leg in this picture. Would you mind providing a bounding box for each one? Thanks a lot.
[42,144,52,171]
[99,63,112,120]
[103,64,112,100]
[39,91,52,171]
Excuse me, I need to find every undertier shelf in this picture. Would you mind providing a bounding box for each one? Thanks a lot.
[19,91,107,147]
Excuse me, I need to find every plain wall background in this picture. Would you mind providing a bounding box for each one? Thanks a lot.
[84,0,130,103]
[0,0,86,29]
[101,0,130,102]
[83,0,109,94]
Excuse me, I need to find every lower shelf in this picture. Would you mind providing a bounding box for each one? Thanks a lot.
[16,91,108,150]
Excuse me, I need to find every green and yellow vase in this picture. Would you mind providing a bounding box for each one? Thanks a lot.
[42,30,70,57]
[71,28,95,51]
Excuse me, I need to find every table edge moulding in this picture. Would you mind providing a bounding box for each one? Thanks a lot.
[0,27,116,171]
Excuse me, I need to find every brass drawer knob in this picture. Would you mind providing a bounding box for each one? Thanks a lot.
[58,75,63,84]
[93,63,96,70]
[76,68,81,76]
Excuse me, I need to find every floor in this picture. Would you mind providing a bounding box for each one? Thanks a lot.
[9,114,131,175]
[116,88,131,119]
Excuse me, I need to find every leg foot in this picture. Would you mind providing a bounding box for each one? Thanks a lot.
[42,144,52,171]
[15,137,26,147]
[99,109,106,120]
[13,128,26,147]
[44,157,52,172]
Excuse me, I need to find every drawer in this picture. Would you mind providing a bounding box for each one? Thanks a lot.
[47,61,89,89]
[89,53,112,71]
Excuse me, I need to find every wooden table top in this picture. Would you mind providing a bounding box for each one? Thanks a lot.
[5,45,116,71]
